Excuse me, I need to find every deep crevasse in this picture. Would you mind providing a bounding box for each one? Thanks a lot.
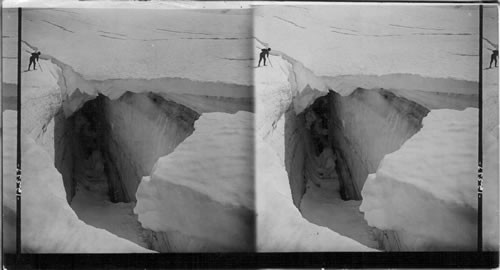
[6,43,254,252]
[256,50,484,251]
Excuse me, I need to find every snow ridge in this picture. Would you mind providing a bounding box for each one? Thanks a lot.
[21,40,252,117]
[259,47,477,115]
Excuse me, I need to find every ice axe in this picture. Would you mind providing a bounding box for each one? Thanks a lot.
[268,56,273,67]
[37,60,43,72]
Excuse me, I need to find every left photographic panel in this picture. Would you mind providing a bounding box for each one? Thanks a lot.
[2,6,254,253]
[2,8,20,254]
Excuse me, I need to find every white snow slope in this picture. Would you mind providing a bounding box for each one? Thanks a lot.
[2,6,255,252]
[360,108,481,251]
[135,111,254,252]
[255,5,478,82]
[2,8,253,117]
[257,136,375,252]
[255,4,487,251]
[20,8,252,86]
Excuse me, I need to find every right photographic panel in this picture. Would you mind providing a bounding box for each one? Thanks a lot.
[255,4,498,252]
[482,4,499,252]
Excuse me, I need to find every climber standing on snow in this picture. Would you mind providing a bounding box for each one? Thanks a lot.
[489,48,498,68]
[28,51,41,71]
[258,48,271,67]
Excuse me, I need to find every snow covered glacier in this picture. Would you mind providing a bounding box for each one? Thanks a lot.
[1,3,497,254]
[360,108,479,250]
[135,111,254,252]
[2,6,254,252]
[255,5,495,251]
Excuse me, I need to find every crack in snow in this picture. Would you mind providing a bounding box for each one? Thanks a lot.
[330,26,359,33]
[99,34,127,41]
[41,20,75,33]
[273,16,306,29]
[389,24,445,31]
[218,57,254,61]
[51,9,81,15]
[330,30,358,36]
[98,30,128,37]
[483,37,498,49]
[411,32,473,36]
[253,37,270,48]
[449,52,479,57]
[156,28,214,36]
[179,37,253,40]
[329,31,474,38]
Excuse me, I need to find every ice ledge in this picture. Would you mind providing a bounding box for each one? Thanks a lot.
[21,40,252,117]
[267,50,478,115]
[360,108,480,251]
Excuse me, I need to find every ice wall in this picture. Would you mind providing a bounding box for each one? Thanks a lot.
[327,89,430,197]
[14,48,253,252]
[2,111,152,253]
[256,52,479,251]
[360,108,479,251]
[134,111,255,252]
[101,93,200,201]
[285,85,430,207]
[255,58,375,251]
[284,109,307,207]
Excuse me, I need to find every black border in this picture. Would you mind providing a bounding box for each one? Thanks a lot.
[15,6,22,258]
[477,4,483,252]
[3,252,499,269]
[4,2,499,269]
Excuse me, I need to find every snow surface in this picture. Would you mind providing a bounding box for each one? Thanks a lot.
[300,179,379,249]
[256,136,375,252]
[2,111,153,253]
[2,2,495,254]
[254,4,487,252]
[253,5,479,115]
[360,108,480,251]
[2,6,255,253]
[1,7,253,116]
[3,7,253,119]
[255,5,479,81]
[70,188,149,249]
[134,111,254,251]
[18,8,252,86]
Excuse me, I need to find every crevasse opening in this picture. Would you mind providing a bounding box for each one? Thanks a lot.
[284,88,431,250]
[53,91,200,249]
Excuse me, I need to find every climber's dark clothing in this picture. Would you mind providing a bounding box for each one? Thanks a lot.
[28,52,41,70]
[258,48,270,67]
[490,50,498,68]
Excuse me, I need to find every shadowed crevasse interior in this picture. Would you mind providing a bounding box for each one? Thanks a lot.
[54,92,200,204]
[284,88,431,250]
[286,88,430,206]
